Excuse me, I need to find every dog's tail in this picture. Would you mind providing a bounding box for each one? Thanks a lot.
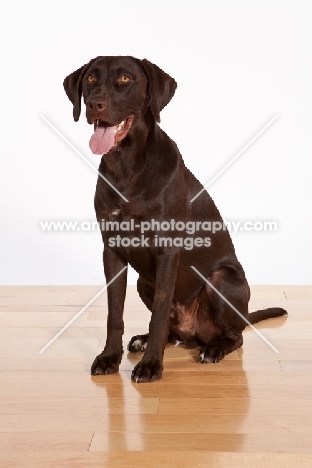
[247,307,287,325]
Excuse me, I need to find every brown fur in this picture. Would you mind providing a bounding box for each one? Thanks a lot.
[63,56,287,382]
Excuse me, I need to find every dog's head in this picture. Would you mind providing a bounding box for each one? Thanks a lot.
[63,56,177,155]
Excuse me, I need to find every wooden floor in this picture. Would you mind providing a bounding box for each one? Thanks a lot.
[0,285,312,467]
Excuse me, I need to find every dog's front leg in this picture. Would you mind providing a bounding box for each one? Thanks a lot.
[91,248,127,375]
[131,252,179,383]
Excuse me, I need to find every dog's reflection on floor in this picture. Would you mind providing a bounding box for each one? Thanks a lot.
[90,345,251,453]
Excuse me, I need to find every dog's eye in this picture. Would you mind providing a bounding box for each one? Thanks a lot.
[118,75,131,84]
[86,74,96,84]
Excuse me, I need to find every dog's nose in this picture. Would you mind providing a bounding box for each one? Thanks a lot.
[86,99,107,112]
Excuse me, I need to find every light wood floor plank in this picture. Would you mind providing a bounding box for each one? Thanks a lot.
[157,397,312,415]
[0,432,92,452]
[0,452,312,468]
[90,431,312,453]
[0,397,159,415]
[1,381,312,400]
[1,369,312,385]
[279,360,312,371]
[0,413,312,434]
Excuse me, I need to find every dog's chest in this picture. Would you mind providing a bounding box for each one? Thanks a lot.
[99,205,156,270]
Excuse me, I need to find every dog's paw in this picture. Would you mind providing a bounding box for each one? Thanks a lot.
[127,334,149,353]
[91,351,122,375]
[131,359,163,383]
[198,345,226,364]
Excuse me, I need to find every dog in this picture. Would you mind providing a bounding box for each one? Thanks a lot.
[63,56,287,383]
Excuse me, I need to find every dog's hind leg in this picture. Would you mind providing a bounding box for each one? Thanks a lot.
[127,333,149,353]
[198,266,249,363]
[127,277,180,353]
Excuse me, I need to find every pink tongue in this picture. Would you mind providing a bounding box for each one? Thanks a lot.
[89,125,116,155]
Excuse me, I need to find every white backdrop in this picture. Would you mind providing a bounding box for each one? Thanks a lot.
[0,0,311,285]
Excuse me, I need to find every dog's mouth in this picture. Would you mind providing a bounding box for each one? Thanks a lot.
[89,116,134,155]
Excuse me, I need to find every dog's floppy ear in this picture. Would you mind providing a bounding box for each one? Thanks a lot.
[140,59,177,123]
[63,59,96,122]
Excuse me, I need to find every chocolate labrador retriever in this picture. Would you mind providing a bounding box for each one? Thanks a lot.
[63,56,287,382]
